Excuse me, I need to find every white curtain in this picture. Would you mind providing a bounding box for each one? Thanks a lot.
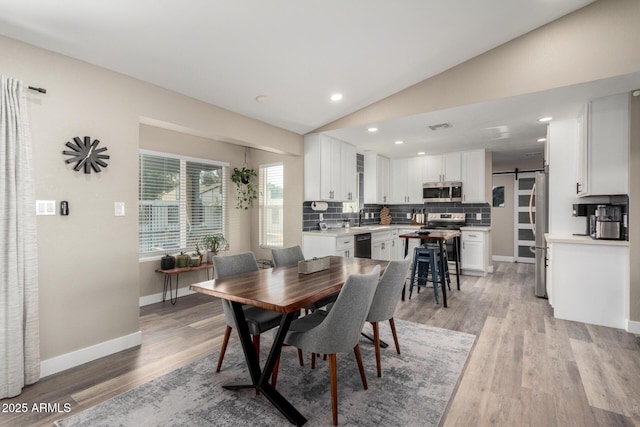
[1,75,40,398]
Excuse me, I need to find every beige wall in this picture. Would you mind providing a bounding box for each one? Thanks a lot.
[0,35,302,362]
[317,0,640,132]
[250,150,304,262]
[137,126,303,298]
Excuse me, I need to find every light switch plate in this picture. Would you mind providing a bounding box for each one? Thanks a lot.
[36,200,56,215]
[114,202,125,217]
[476,213,482,220]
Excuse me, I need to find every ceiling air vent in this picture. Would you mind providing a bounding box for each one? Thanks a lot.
[428,122,452,131]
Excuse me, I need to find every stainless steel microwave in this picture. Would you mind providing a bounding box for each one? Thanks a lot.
[423,181,462,203]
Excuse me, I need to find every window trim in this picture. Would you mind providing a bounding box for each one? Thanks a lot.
[259,162,284,249]
[138,149,229,258]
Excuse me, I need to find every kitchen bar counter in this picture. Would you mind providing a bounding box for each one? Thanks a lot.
[303,224,422,237]
[545,233,628,246]
[460,225,492,231]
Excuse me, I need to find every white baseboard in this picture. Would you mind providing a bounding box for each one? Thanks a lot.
[627,319,640,334]
[40,331,142,378]
[139,287,196,307]
[492,255,515,263]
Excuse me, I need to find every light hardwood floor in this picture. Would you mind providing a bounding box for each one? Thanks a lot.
[2,262,639,426]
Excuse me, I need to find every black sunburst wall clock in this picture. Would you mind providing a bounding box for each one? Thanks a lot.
[62,136,110,174]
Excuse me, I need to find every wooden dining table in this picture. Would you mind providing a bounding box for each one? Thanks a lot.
[189,256,388,426]
[398,229,461,308]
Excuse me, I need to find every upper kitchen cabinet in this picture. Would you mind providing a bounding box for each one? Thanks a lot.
[423,152,461,183]
[364,153,390,204]
[304,133,357,201]
[576,93,629,197]
[461,149,486,203]
[341,142,357,202]
[390,157,424,204]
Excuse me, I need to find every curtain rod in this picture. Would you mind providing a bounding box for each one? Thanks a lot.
[28,86,47,94]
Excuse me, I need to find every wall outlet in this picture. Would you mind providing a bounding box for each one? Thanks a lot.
[476,213,482,220]
[406,212,411,219]
[114,202,126,217]
[36,200,56,215]
[365,212,370,219]
[319,213,324,221]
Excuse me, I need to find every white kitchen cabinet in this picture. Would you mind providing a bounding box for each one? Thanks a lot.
[302,234,354,259]
[341,142,357,202]
[576,103,589,196]
[364,153,390,204]
[389,229,403,260]
[304,133,356,202]
[423,152,461,183]
[390,157,424,204]
[576,93,629,197]
[371,230,393,261]
[461,228,489,276]
[461,149,486,203]
[546,236,628,329]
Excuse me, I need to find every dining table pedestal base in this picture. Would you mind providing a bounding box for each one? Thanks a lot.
[226,302,307,426]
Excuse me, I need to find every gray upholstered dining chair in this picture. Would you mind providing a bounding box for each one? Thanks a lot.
[212,252,282,375]
[271,245,305,268]
[280,265,381,426]
[271,245,337,313]
[366,256,412,377]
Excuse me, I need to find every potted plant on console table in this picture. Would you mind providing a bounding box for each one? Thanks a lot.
[201,233,229,263]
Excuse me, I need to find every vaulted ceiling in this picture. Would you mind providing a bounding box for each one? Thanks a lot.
[3,0,623,162]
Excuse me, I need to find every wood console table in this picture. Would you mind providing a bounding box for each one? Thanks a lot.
[155,262,214,305]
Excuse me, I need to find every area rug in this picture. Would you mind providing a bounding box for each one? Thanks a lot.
[55,320,475,426]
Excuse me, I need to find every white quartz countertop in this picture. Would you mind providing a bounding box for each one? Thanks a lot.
[460,226,492,231]
[303,224,422,237]
[545,233,629,246]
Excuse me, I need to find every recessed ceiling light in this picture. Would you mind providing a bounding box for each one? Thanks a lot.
[538,116,553,122]
[417,152,425,155]
[330,93,343,102]
[368,127,378,132]
[255,95,267,102]
[395,140,404,145]
[537,137,547,142]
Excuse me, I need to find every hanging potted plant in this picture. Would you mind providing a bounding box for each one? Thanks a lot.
[231,166,258,210]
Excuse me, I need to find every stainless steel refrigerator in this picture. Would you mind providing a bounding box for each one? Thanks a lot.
[529,171,548,298]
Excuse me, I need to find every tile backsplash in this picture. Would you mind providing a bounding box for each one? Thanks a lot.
[302,201,491,231]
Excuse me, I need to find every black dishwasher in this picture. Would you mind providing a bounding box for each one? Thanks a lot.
[354,233,372,259]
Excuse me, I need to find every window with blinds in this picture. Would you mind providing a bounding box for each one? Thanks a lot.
[259,162,284,248]
[139,150,228,256]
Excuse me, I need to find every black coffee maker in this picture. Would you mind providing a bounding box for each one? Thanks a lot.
[572,203,599,236]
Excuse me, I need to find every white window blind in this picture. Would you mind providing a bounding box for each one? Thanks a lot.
[259,162,284,248]
[139,150,227,256]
